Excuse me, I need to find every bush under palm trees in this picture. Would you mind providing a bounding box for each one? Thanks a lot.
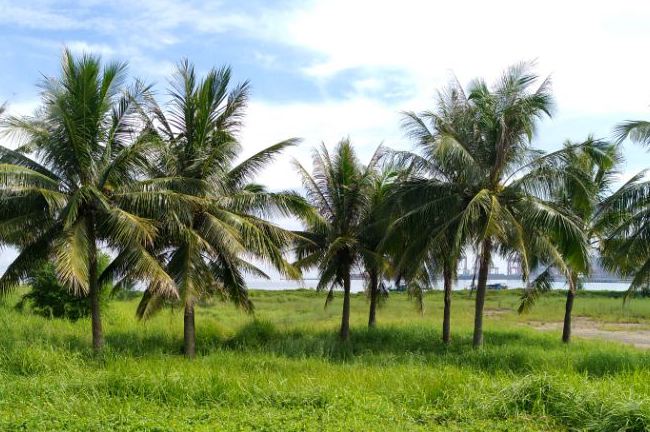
[16,253,112,320]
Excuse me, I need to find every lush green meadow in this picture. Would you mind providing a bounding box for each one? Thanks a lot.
[3,288,650,431]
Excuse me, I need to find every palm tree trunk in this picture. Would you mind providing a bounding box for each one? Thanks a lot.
[562,273,577,343]
[368,271,378,328]
[442,264,452,345]
[87,218,103,353]
[340,270,351,340]
[469,254,480,299]
[184,303,196,358]
[472,238,492,349]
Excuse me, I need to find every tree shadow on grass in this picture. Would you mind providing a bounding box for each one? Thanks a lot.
[219,320,650,375]
[104,331,185,356]
[6,316,649,377]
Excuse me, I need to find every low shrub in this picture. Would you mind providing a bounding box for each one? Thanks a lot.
[15,254,112,320]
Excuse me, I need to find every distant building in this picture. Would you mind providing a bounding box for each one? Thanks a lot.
[456,253,629,282]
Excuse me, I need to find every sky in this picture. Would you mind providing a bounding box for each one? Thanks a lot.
[1,0,650,277]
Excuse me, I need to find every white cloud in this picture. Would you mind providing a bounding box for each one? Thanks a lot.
[230,0,650,198]
[6,0,650,169]
[239,95,410,190]
[66,41,115,57]
[0,2,90,30]
[5,99,40,117]
[13,0,650,119]
[352,77,384,93]
[267,0,650,117]
[253,52,278,69]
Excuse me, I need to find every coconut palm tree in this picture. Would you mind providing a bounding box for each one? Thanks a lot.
[0,49,177,353]
[133,60,307,358]
[608,116,650,294]
[519,138,623,342]
[396,63,588,348]
[393,84,472,345]
[293,139,383,340]
[358,163,398,328]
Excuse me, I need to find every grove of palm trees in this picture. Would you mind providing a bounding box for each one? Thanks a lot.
[2,50,650,431]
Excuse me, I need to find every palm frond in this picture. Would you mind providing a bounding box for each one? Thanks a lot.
[518,267,553,313]
[227,138,300,188]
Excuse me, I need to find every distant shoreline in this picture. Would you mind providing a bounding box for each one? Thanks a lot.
[283,275,633,283]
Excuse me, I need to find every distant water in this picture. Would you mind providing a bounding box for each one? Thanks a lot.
[245,278,631,293]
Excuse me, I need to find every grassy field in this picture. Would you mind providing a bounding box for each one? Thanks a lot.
[2,288,650,431]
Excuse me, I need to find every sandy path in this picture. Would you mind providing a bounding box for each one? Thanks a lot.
[528,317,650,349]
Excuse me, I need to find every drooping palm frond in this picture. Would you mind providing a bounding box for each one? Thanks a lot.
[615,120,650,147]
[518,266,554,313]
[227,138,300,189]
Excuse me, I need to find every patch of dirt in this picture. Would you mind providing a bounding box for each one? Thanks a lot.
[485,308,511,317]
[527,317,650,349]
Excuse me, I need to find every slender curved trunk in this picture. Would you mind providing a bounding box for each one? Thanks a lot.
[368,270,378,328]
[442,264,452,345]
[340,268,351,340]
[87,217,103,354]
[184,303,196,358]
[473,238,492,349]
[562,273,577,344]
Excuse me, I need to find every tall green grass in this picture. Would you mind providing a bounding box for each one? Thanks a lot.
[2,289,650,431]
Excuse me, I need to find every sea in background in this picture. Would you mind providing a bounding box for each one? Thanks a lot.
[245,278,632,293]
